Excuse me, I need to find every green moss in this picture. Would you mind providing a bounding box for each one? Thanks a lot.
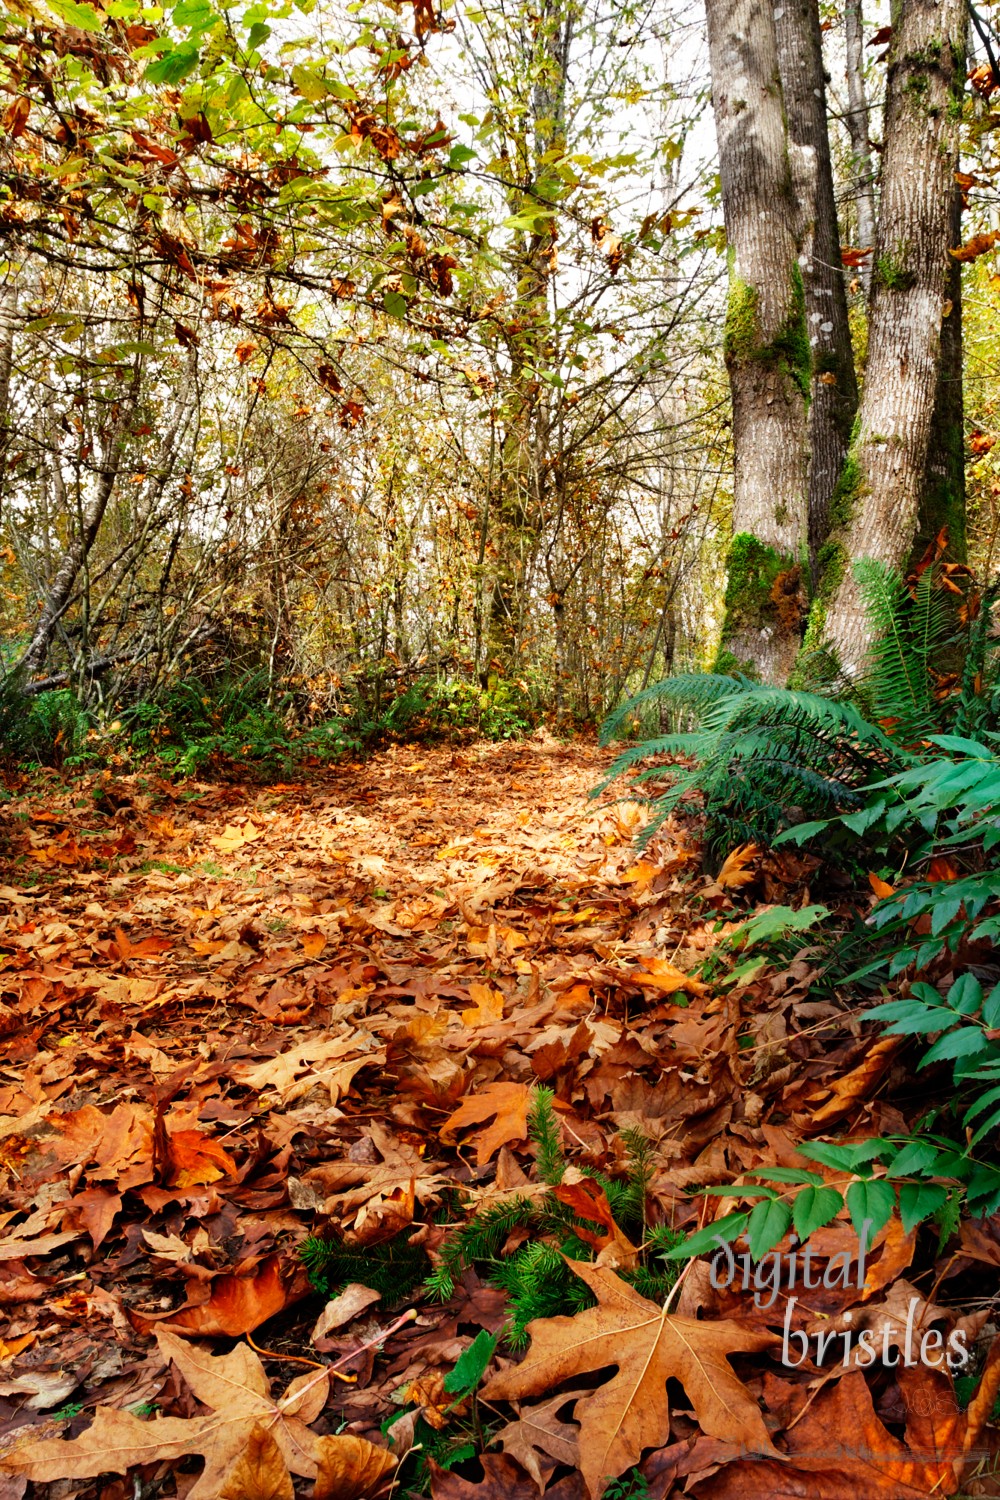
[724,262,811,401]
[721,533,788,632]
[723,273,762,366]
[712,645,760,680]
[875,250,915,293]
[814,539,849,601]
[827,447,866,531]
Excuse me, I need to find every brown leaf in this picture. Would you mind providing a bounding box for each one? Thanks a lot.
[67,1186,121,1250]
[218,1424,294,1500]
[311,1434,397,1500]
[440,1082,533,1165]
[493,1390,582,1484]
[3,98,30,139]
[482,1260,777,1497]
[0,1330,328,1500]
[428,1455,540,1500]
[949,231,1000,263]
[714,843,758,889]
[131,1254,299,1336]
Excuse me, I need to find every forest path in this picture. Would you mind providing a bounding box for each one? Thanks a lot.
[0,735,723,1460]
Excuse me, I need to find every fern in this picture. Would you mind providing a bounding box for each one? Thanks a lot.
[854,559,950,744]
[597,674,904,854]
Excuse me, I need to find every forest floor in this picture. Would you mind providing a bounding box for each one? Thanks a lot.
[0,735,998,1499]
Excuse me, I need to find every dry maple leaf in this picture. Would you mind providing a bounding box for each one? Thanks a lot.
[0,1330,329,1498]
[696,1348,1000,1498]
[439,1082,533,1165]
[482,1259,777,1497]
[714,843,758,889]
[492,1388,583,1484]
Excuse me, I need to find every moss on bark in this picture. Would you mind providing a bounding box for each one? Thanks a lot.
[723,263,812,401]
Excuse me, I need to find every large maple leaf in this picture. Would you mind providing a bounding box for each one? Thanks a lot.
[0,1330,393,1499]
[482,1260,777,1497]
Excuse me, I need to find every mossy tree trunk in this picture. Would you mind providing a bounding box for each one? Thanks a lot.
[807,0,967,679]
[705,0,811,684]
[775,0,859,556]
[918,176,966,561]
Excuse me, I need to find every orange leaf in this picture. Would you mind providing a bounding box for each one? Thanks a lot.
[949,231,1000,263]
[165,1129,236,1188]
[715,843,758,889]
[440,1082,532,1165]
[868,871,895,898]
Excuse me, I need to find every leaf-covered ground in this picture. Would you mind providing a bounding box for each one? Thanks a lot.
[0,736,998,1499]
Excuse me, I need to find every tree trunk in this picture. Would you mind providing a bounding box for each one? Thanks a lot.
[706,0,811,683]
[918,178,966,560]
[775,0,859,559]
[807,0,966,678]
[844,0,878,293]
[19,369,140,679]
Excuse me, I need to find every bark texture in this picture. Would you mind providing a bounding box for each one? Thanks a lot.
[844,0,878,293]
[809,0,966,678]
[918,177,966,560]
[775,0,859,555]
[706,0,811,684]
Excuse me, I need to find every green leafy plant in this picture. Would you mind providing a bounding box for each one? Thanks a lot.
[300,1230,430,1307]
[427,1091,683,1346]
[597,672,900,854]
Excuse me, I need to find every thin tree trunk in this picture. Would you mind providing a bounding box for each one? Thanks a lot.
[809,0,966,677]
[775,0,859,557]
[705,0,811,684]
[844,0,878,293]
[0,278,16,524]
[19,367,140,679]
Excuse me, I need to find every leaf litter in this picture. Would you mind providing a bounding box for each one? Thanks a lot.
[0,736,997,1498]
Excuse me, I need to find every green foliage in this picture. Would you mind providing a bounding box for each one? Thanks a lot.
[443,1330,499,1399]
[853,558,950,744]
[597,672,899,854]
[528,1086,566,1186]
[0,684,96,768]
[300,1231,430,1308]
[602,1469,649,1500]
[427,1109,680,1347]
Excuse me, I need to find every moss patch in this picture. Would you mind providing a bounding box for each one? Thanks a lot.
[827,444,866,532]
[875,250,915,293]
[717,533,805,669]
[724,264,811,402]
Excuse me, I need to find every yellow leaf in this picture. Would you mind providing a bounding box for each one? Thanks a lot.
[461,982,505,1028]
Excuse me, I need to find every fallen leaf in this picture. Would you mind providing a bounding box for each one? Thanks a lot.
[482,1260,777,1497]
[218,1423,294,1500]
[440,1083,533,1165]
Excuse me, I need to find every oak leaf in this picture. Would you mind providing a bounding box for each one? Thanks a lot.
[482,1260,777,1497]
